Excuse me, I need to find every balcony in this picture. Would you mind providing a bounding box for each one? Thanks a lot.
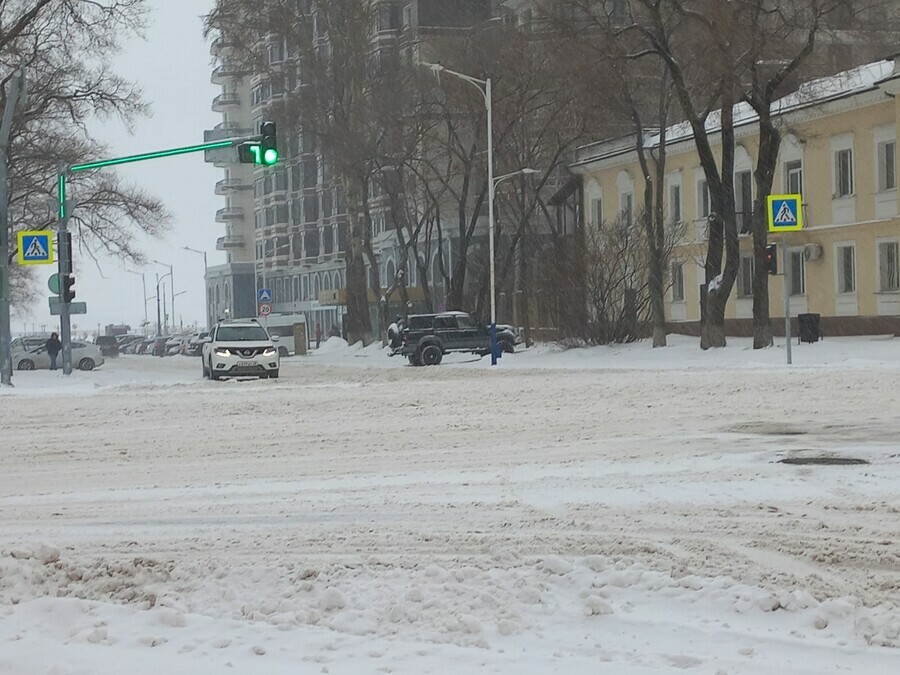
[216,235,246,251]
[211,64,245,84]
[211,92,241,112]
[210,37,234,57]
[215,207,245,222]
[204,122,252,143]
[215,178,253,195]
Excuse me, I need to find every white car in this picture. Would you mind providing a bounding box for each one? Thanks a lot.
[202,319,280,380]
[11,340,104,371]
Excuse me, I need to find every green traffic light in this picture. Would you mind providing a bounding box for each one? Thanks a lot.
[263,148,279,165]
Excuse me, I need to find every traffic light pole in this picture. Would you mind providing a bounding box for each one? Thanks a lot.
[54,132,267,374]
[783,234,792,365]
[58,170,73,374]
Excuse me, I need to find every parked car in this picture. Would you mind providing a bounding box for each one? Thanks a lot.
[135,339,155,355]
[150,337,171,356]
[186,331,211,357]
[95,335,120,358]
[12,341,104,371]
[390,311,516,366]
[202,319,279,380]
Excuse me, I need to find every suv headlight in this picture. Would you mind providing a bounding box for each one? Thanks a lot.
[263,347,277,356]
[215,348,231,356]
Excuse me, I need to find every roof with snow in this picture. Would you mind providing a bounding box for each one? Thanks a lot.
[574,59,897,167]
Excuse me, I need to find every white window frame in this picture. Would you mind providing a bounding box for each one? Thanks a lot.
[616,171,634,227]
[831,134,856,225]
[671,261,685,302]
[697,176,710,219]
[591,197,603,226]
[737,252,754,298]
[788,247,806,297]
[785,159,803,195]
[667,174,682,228]
[874,126,897,220]
[877,239,900,293]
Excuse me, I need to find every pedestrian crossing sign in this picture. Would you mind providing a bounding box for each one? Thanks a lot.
[767,194,803,232]
[17,230,54,265]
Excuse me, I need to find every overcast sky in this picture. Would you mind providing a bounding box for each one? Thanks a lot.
[17,0,222,336]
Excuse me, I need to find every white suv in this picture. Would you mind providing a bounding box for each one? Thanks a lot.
[202,320,280,380]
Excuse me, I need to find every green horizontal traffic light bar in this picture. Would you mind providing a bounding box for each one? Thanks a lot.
[69,140,237,172]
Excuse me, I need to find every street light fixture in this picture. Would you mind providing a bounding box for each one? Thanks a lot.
[182,246,209,329]
[422,61,542,364]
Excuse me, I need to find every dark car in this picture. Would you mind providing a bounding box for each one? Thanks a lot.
[390,311,516,366]
[95,335,120,358]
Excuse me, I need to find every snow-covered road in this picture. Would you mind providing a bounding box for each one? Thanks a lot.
[1,343,899,673]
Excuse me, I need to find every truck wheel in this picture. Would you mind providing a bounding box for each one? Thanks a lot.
[209,360,220,380]
[502,340,515,354]
[278,347,288,357]
[421,344,443,366]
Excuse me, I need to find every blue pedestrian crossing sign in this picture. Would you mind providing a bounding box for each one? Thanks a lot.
[257,288,273,304]
[767,194,803,232]
[17,230,54,265]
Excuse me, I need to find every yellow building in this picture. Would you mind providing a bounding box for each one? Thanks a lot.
[571,58,900,336]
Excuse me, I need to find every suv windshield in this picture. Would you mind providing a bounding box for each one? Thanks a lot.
[216,325,270,342]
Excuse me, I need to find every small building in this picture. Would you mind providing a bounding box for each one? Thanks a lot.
[572,57,900,336]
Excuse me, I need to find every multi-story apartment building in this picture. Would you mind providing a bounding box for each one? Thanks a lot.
[572,57,900,335]
[205,1,493,335]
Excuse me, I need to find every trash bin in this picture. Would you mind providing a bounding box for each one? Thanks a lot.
[798,313,821,343]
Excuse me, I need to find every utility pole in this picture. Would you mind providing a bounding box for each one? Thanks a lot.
[0,69,25,386]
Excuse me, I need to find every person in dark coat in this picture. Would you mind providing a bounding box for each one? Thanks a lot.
[46,332,61,370]
[315,322,323,349]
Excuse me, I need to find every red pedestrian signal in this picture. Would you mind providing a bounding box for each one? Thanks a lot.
[765,244,778,275]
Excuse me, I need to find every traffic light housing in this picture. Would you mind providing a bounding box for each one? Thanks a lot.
[765,243,778,275]
[238,121,279,166]
[260,121,278,165]
[62,273,76,303]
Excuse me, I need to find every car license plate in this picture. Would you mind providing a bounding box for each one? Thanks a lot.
[237,361,255,367]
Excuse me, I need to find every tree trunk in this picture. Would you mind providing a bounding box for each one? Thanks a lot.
[343,173,372,345]
[751,115,780,349]
[701,82,739,349]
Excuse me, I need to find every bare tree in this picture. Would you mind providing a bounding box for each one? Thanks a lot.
[208,0,410,345]
[2,0,169,306]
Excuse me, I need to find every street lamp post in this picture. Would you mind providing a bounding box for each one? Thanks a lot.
[153,260,174,334]
[421,60,539,365]
[155,271,172,337]
[183,246,209,329]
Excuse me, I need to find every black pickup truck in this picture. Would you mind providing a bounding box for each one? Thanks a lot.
[389,311,517,366]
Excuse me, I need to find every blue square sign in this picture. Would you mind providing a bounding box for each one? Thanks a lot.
[17,230,54,265]
[257,288,273,304]
[767,194,803,232]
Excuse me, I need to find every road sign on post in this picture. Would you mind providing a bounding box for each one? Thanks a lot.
[258,302,272,316]
[257,288,272,304]
[17,230,54,265]
[767,194,804,365]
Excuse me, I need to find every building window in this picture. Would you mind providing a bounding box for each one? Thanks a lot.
[785,160,803,195]
[789,249,806,296]
[671,262,684,302]
[737,253,754,298]
[697,178,710,218]
[878,241,900,292]
[837,244,856,294]
[735,170,752,234]
[620,192,633,226]
[591,197,602,225]
[668,183,681,226]
[835,147,854,197]
[274,170,288,192]
[878,140,896,192]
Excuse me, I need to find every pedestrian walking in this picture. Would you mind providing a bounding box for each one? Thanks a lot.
[315,322,323,349]
[46,332,61,371]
